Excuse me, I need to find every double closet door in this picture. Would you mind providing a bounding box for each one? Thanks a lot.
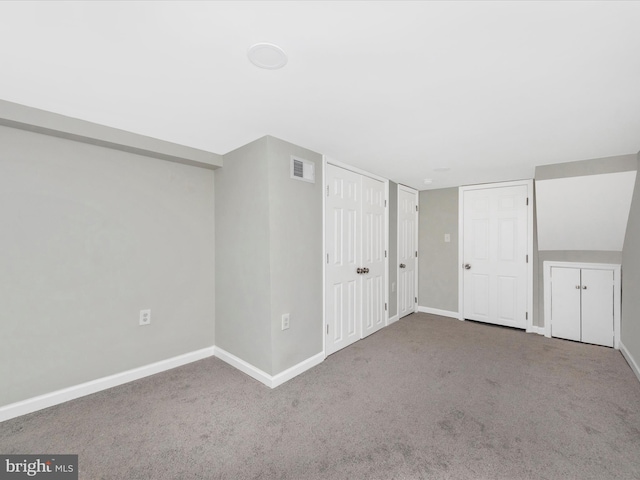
[548,264,618,348]
[325,164,386,356]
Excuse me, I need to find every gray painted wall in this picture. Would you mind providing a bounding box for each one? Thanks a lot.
[388,182,398,317]
[215,136,323,376]
[267,137,323,374]
[418,188,459,313]
[215,137,273,373]
[621,154,640,373]
[0,125,216,407]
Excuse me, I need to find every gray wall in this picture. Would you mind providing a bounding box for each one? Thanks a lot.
[215,137,273,373]
[267,137,323,374]
[621,153,640,372]
[215,136,323,376]
[418,188,459,313]
[0,125,216,407]
[388,182,398,317]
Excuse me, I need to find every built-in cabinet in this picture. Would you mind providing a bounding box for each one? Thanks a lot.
[544,262,621,348]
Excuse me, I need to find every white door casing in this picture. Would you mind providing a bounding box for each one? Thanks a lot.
[459,181,533,330]
[324,160,388,356]
[398,186,418,319]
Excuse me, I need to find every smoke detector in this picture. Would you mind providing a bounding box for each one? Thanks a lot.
[247,43,288,70]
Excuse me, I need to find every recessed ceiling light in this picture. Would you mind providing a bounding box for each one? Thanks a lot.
[433,167,451,172]
[247,43,288,70]
[423,178,433,185]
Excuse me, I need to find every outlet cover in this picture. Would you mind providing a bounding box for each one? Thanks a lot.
[281,313,290,330]
[139,309,151,326]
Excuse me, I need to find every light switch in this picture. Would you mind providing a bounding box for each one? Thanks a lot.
[444,234,451,243]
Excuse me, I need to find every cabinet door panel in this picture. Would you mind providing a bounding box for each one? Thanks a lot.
[581,269,614,347]
[551,267,581,342]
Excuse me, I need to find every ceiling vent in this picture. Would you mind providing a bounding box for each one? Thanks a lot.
[290,156,315,183]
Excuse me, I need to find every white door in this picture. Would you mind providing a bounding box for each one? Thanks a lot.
[325,164,387,355]
[462,184,528,329]
[325,164,361,355]
[550,267,581,341]
[361,175,386,337]
[398,186,418,318]
[581,268,614,347]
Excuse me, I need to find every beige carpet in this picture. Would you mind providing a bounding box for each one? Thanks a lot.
[1,313,639,479]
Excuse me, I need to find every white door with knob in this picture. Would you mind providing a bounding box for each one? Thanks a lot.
[325,162,387,356]
[398,185,418,319]
[460,181,532,330]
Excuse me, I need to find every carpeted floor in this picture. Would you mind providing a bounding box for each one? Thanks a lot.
[1,313,639,479]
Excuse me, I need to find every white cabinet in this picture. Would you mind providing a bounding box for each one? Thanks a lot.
[544,262,620,348]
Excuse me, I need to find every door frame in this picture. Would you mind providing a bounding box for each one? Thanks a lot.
[458,179,534,332]
[397,184,419,319]
[322,156,389,358]
[543,261,621,348]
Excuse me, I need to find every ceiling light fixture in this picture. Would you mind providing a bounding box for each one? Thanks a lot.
[423,178,433,185]
[433,167,451,173]
[247,43,288,70]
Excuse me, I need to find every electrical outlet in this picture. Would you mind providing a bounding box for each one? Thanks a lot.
[139,309,151,326]
[444,233,451,243]
[392,282,396,292]
[281,313,290,331]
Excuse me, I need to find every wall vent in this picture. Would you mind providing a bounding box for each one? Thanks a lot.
[290,156,315,183]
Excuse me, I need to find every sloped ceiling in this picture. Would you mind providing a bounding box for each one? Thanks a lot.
[0,1,639,189]
[536,171,637,251]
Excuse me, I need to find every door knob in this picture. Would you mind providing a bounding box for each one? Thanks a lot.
[582,285,587,290]
[464,264,471,270]
[399,263,406,269]
[576,285,581,289]
[363,267,370,274]
[356,268,363,274]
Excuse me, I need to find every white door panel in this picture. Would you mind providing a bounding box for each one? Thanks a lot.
[581,269,614,347]
[398,187,418,318]
[550,267,581,342]
[326,164,362,355]
[362,175,386,338]
[463,185,528,329]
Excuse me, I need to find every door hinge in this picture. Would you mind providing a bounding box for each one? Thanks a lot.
[526,254,529,263]
[385,199,387,207]
[326,324,329,335]
[385,250,387,258]
[526,197,529,206]
[526,312,528,320]
[415,297,417,303]
[326,185,329,197]
[415,251,418,258]
[385,303,387,311]
[326,253,329,264]
[415,205,418,212]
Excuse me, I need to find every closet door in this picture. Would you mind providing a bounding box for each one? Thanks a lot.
[361,175,386,338]
[550,267,581,342]
[581,269,614,347]
[325,164,362,355]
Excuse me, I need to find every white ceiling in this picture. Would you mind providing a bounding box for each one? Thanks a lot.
[1,1,639,190]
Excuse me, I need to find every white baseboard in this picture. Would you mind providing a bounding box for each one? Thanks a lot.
[388,314,399,325]
[271,352,324,388]
[0,346,215,423]
[417,306,460,320]
[214,347,324,388]
[619,341,640,384]
[527,326,545,335]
